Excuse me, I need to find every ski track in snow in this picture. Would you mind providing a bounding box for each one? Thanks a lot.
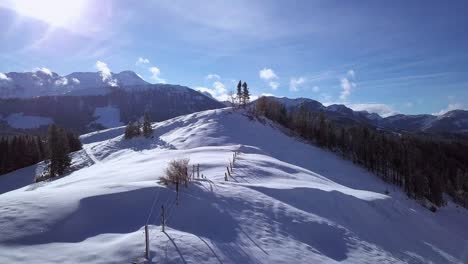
[0,108,467,264]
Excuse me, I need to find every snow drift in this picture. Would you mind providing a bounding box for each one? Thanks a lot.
[0,108,467,263]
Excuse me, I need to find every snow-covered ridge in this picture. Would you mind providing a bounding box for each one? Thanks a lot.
[0,69,150,98]
[0,108,466,263]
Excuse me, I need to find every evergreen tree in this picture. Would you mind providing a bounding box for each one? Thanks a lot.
[47,124,71,177]
[236,80,242,106]
[242,81,249,107]
[124,121,141,139]
[66,132,82,152]
[142,112,153,138]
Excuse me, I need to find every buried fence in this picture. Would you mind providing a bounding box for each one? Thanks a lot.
[138,150,241,261]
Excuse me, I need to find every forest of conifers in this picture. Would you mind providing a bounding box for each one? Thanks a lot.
[254,97,468,208]
[0,128,81,176]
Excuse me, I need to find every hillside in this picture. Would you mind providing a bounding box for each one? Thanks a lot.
[0,86,224,135]
[0,108,467,263]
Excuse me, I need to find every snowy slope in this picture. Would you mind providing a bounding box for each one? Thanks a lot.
[90,106,124,129]
[3,112,53,129]
[0,108,467,263]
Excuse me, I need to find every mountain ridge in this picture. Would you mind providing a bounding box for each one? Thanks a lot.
[0,69,152,98]
[262,96,468,134]
[0,69,467,135]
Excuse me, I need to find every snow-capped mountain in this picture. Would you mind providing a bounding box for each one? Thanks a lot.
[261,96,468,134]
[0,108,466,263]
[0,69,151,98]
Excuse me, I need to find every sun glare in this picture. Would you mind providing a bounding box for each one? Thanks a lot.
[13,0,87,28]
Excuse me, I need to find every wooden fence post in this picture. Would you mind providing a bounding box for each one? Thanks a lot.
[225,172,228,181]
[161,205,165,232]
[176,182,179,206]
[197,164,200,178]
[227,166,231,177]
[144,224,149,259]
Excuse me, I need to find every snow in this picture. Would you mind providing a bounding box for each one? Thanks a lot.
[91,106,124,128]
[0,108,467,263]
[4,112,53,129]
[0,70,150,98]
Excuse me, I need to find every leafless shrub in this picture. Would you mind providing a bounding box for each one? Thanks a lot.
[160,158,190,187]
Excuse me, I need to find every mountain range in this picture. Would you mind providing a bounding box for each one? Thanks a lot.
[267,97,468,135]
[0,69,467,136]
[0,69,149,98]
[0,70,224,135]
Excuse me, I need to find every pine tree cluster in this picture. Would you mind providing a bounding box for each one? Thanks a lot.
[0,135,46,175]
[0,125,82,178]
[124,113,153,139]
[254,96,468,208]
[47,124,71,177]
[235,80,250,108]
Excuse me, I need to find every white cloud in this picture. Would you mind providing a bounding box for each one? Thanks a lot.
[269,81,279,90]
[249,95,259,101]
[95,60,112,80]
[0,73,11,81]
[196,86,215,96]
[136,57,150,65]
[149,66,166,83]
[95,60,118,86]
[213,81,227,94]
[259,68,280,90]
[347,69,355,78]
[433,103,464,115]
[54,77,68,86]
[71,77,80,84]
[34,67,52,76]
[339,78,355,101]
[195,81,229,101]
[259,68,278,80]
[206,74,221,80]
[135,57,165,83]
[347,103,397,117]
[312,86,320,92]
[289,77,306,92]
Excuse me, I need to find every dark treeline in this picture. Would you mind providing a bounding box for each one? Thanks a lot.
[0,125,82,176]
[254,97,468,208]
[0,135,46,175]
[0,85,224,135]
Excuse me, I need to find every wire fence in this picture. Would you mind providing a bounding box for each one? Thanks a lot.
[137,150,242,261]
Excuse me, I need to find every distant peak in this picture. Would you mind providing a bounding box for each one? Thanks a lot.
[117,70,138,75]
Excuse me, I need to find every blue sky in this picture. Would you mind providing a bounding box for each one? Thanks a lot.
[0,0,467,116]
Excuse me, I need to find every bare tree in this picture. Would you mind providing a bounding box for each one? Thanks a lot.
[160,158,190,187]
